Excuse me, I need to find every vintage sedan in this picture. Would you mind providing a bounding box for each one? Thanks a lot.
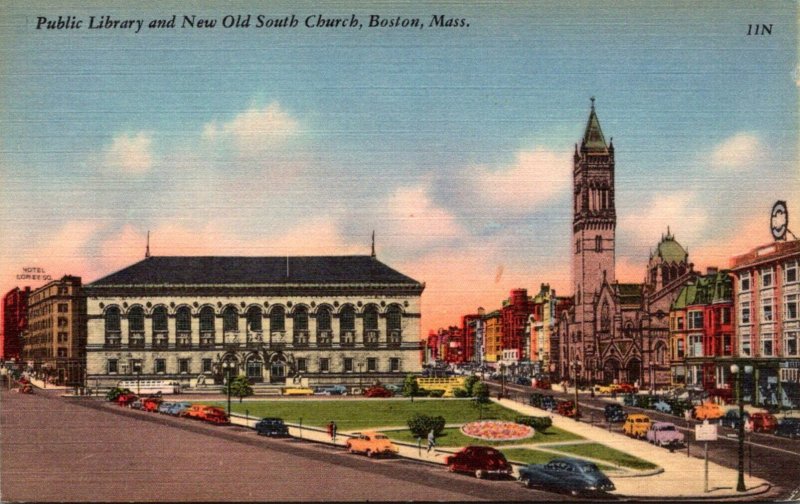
[445,446,512,479]
[518,458,615,496]
[616,383,638,394]
[653,400,672,414]
[116,392,139,407]
[345,431,399,458]
[646,422,684,447]
[255,417,290,437]
[622,414,652,439]
[556,400,579,418]
[604,404,626,423]
[363,385,393,398]
[775,418,800,439]
[142,397,163,412]
[181,405,230,425]
[596,384,618,395]
[720,409,749,429]
[693,402,724,421]
[167,402,192,416]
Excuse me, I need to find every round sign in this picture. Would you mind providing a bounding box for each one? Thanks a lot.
[771,201,788,241]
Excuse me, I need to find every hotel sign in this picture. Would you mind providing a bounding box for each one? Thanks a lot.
[771,200,788,241]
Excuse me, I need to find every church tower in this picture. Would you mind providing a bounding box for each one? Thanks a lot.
[572,98,616,360]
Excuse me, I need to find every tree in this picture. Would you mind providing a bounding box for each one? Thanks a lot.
[402,374,420,398]
[472,381,490,403]
[225,375,253,402]
[407,413,446,438]
[464,375,479,396]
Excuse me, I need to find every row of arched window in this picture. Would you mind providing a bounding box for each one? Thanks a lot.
[104,304,404,339]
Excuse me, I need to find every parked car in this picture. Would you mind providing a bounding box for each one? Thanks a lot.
[646,422,685,447]
[666,398,694,418]
[181,404,230,425]
[167,402,192,416]
[255,417,290,437]
[616,383,638,394]
[596,384,618,395]
[363,385,393,398]
[384,384,402,395]
[556,400,579,418]
[117,393,139,407]
[314,385,347,396]
[750,412,778,433]
[444,446,513,479]
[720,409,750,429]
[157,402,174,414]
[540,396,557,411]
[622,414,652,439]
[514,376,531,386]
[142,396,162,412]
[129,399,144,410]
[518,457,615,496]
[604,404,626,423]
[345,431,399,458]
[775,418,800,439]
[283,387,314,396]
[693,402,724,420]
[653,399,672,413]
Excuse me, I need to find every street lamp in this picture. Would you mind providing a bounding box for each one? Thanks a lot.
[649,362,655,395]
[572,360,581,421]
[730,363,753,492]
[500,363,506,398]
[222,360,234,416]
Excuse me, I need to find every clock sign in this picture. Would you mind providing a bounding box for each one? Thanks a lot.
[771,200,788,241]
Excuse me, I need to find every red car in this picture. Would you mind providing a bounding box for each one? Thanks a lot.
[557,400,580,418]
[142,397,162,412]
[750,412,778,433]
[116,393,139,407]
[445,446,513,479]
[363,385,393,398]
[181,405,230,425]
[616,383,638,394]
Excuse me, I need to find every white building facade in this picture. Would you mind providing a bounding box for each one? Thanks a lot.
[84,256,424,390]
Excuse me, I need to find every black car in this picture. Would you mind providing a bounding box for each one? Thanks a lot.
[518,457,615,496]
[720,409,750,430]
[604,404,626,423]
[255,417,290,437]
[775,418,800,439]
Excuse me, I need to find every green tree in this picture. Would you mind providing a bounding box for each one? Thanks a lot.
[225,375,254,402]
[407,413,446,438]
[464,375,479,396]
[402,374,420,397]
[472,381,490,403]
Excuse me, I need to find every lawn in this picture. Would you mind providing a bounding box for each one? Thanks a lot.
[499,448,614,471]
[551,442,658,470]
[211,399,522,431]
[386,425,583,446]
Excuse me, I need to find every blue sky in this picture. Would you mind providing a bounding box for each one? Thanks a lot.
[1,0,797,331]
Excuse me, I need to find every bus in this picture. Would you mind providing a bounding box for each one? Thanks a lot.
[117,380,181,395]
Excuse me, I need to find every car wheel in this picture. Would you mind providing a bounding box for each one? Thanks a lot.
[475,469,485,479]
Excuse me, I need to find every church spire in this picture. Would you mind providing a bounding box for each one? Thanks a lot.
[145,230,151,258]
[582,96,608,152]
[371,230,376,258]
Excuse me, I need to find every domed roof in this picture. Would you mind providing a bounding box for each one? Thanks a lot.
[654,228,688,264]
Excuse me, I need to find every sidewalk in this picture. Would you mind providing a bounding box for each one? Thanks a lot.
[494,397,772,499]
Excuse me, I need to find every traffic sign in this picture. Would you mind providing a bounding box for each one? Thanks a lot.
[695,420,718,441]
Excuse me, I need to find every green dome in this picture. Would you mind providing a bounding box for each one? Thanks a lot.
[655,229,687,263]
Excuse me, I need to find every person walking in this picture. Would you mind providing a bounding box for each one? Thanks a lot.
[426,429,436,454]
[331,421,337,443]
[326,421,334,441]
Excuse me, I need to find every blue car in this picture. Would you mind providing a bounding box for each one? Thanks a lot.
[314,385,347,395]
[518,458,615,496]
[167,402,192,416]
[157,402,174,414]
[653,400,672,414]
[255,417,290,437]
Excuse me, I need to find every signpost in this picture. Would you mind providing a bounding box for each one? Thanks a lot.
[695,420,718,493]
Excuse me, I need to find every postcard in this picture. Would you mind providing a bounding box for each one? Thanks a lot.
[1,1,798,502]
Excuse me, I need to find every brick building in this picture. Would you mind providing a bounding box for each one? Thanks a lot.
[2,286,31,361]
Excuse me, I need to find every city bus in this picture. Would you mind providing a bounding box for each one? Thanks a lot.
[117,380,181,395]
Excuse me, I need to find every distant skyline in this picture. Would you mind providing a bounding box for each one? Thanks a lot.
[1,0,798,332]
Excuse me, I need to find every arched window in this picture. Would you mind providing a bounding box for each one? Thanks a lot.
[152,306,168,333]
[601,301,610,331]
[340,306,355,331]
[246,306,262,332]
[655,342,668,365]
[176,306,191,332]
[317,307,332,331]
[363,305,379,331]
[386,306,402,332]
[199,306,215,332]
[105,307,121,332]
[270,306,285,332]
[294,306,308,331]
[128,306,144,332]
[222,306,239,332]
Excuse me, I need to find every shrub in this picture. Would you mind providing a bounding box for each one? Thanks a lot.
[452,388,470,398]
[472,382,490,403]
[428,389,445,398]
[407,413,446,438]
[402,374,420,397]
[224,375,253,402]
[515,416,552,432]
[464,375,479,396]
[106,387,131,401]
[415,389,431,397]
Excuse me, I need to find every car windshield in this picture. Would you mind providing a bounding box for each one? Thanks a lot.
[580,463,600,473]
[375,435,388,439]
[661,425,675,431]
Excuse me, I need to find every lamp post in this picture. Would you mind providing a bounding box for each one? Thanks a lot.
[500,363,506,398]
[133,361,142,396]
[731,363,753,492]
[222,360,234,416]
[358,362,364,391]
[572,360,580,421]
[649,362,655,395]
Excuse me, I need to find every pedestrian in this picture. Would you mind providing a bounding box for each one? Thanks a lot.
[427,429,436,453]
[331,421,337,442]
[326,421,334,441]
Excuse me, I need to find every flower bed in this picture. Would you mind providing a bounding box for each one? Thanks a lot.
[460,420,534,441]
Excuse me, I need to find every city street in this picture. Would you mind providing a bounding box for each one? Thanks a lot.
[489,380,800,501]
[1,389,572,502]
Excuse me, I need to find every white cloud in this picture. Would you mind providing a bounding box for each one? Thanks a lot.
[385,183,464,248]
[709,133,764,172]
[619,191,708,250]
[103,132,153,174]
[202,102,299,152]
[467,147,571,215]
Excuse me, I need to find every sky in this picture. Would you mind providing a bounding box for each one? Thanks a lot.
[1,0,798,334]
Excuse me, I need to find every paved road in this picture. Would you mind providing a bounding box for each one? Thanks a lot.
[1,389,578,502]
[489,380,800,501]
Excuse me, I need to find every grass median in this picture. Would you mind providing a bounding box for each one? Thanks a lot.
[386,425,583,446]
[550,442,658,470]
